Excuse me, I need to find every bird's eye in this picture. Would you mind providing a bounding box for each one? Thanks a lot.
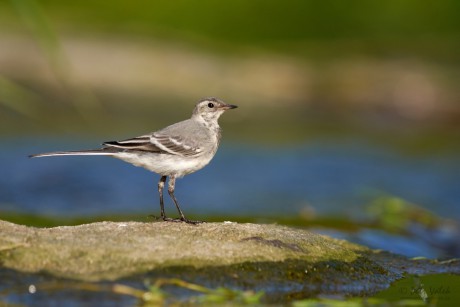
[208,103,214,108]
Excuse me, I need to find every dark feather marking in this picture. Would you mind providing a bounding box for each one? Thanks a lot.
[103,140,162,153]
[155,137,200,156]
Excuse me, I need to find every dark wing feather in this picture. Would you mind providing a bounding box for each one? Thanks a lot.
[103,135,163,153]
[102,134,203,157]
[152,134,202,157]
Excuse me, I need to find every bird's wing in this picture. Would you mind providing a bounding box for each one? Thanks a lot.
[103,135,162,152]
[150,133,204,157]
[103,133,203,157]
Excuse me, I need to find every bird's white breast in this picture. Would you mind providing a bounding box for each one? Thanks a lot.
[115,151,215,177]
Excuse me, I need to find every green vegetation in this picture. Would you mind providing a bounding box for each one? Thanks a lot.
[8,273,460,305]
[2,1,460,60]
[1,0,459,154]
[32,278,263,305]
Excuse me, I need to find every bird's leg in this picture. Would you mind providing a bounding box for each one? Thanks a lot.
[158,175,167,220]
[167,175,204,224]
[158,175,184,223]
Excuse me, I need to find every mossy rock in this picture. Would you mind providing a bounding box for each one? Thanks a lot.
[1,219,459,301]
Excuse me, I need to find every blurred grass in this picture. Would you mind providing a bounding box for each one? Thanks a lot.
[0,0,459,154]
[294,274,460,306]
[4,0,103,118]
[0,76,41,118]
[1,0,459,59]
[10,0,66,75]
[1,95,460,156]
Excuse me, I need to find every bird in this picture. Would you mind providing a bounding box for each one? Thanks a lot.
[30,97,238,224]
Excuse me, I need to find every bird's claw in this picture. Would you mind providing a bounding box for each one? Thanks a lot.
[162,216,204,225]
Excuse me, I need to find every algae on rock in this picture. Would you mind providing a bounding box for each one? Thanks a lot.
[1,219,459,301]
[0,220,368,280]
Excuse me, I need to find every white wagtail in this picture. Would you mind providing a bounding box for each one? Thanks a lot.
[30,97,237,224]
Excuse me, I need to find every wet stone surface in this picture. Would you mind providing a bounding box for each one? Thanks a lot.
[1,220,459,304]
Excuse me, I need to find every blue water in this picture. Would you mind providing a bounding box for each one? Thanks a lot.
[1,137,459,221]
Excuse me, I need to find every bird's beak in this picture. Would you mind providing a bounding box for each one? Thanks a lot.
[221,104,238,110]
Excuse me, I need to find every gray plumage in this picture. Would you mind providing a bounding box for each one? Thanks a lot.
[30,97,237,224]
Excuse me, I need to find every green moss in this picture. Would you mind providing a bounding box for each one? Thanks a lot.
[1,220,459,304]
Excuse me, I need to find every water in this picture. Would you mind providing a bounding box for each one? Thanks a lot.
[2,269,459,306]
[1,137,459,221]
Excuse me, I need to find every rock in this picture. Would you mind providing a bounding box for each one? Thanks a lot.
[0,220,365,280]
[1,219,459,302]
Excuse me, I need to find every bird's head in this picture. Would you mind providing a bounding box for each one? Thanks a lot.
[192,97,237,123]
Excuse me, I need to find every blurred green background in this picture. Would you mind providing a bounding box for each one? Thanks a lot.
[1,0,460,258]
[1,0,459,148]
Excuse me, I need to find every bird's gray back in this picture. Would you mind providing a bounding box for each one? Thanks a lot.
[155,118,220,152]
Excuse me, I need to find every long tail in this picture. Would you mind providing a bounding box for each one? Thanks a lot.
[29,148,118,158]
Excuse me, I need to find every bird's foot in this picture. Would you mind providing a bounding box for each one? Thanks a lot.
[162,216,204,225]
[181,217,205,225]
